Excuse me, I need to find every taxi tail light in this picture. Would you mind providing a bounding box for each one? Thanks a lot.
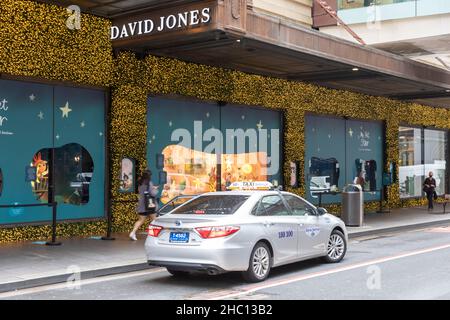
[195,226,240,239]
[146,224,163,237]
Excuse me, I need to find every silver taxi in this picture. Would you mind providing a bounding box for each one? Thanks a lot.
[145,183,348,282]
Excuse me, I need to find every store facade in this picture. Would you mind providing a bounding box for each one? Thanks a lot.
[1,0,450,243]
[107,50,450,232]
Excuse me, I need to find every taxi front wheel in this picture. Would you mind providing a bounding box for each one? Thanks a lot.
[242,242,272,282]
[323,229,347,263]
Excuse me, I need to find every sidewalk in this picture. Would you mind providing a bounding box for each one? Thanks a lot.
[347,206,450,238]
[0,233,149,293]
[1,206,450,293]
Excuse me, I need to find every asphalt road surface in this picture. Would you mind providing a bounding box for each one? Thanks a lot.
[2,225,450,300]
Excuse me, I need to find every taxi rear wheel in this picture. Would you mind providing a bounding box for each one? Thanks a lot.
[323,229,347,263]
[242,242,272,283]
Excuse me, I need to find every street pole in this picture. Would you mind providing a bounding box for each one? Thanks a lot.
[46,147,61,246]
[101,207,115,241]
[46,201,61,246]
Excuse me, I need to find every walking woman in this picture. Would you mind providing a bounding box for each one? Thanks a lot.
[129,170,159,241]
[423,171,437,211]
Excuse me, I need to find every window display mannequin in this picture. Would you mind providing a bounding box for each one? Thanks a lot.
[355,158,377,191]
[365,159,377,191]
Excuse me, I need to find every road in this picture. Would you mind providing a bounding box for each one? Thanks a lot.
[2,225,450,300]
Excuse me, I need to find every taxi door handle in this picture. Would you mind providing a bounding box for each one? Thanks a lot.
[264,221,275,227]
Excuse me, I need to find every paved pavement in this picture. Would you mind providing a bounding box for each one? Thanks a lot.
[347,206,450,237]
[1,206,449,293]
[0,233,148,292]
[2,224,450,300]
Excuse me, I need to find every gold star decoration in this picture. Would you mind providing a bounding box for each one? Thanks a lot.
[60,102,72,118]
[256,120,263,130]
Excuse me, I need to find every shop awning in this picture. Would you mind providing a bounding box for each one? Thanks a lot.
[41,0,450,108]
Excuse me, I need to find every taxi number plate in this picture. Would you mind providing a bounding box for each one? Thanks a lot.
[169,232,189,243]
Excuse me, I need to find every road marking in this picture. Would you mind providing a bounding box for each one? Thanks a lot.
[206,242,450,300]
[0,267,166,299]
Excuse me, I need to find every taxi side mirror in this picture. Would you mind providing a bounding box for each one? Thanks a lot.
[317,207,328,216]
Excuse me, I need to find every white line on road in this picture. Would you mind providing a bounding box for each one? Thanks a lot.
[0,267,166,299]
[207,242,450,300]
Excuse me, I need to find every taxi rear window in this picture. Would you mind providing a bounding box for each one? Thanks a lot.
[171,195,250,215]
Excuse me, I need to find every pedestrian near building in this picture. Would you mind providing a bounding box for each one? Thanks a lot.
[423,171,437,211]
[129,170,159,241]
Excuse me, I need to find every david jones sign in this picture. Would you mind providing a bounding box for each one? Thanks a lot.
[111,7,211,40]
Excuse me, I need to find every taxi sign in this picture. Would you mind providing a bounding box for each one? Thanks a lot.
[227,181,274,191]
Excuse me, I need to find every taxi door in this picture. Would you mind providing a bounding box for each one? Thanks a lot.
[255,195,299,265]
[283,195,327,258]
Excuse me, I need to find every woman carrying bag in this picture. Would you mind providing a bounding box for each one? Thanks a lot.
[423,171,437,211]
[129,170,159,241]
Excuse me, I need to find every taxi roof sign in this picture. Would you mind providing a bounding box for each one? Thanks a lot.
[227,181,274,191]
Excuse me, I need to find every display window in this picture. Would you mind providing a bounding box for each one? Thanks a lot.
[147,97,282,204]
[424,129,447,196]
[399,126,448,198]
[0,79,105,225]
[305,115,383,205]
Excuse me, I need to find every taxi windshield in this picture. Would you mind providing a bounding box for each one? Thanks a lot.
[171,195,250,215]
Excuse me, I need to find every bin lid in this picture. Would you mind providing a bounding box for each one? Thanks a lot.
[343,184,362,192]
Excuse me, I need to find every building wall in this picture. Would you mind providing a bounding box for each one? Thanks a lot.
[251,0,313,26]
[1,0,450,243]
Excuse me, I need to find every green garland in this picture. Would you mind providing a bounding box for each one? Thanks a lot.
[0,0,113,86]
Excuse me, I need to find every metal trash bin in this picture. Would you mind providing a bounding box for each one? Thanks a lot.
[341,184,364,226]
